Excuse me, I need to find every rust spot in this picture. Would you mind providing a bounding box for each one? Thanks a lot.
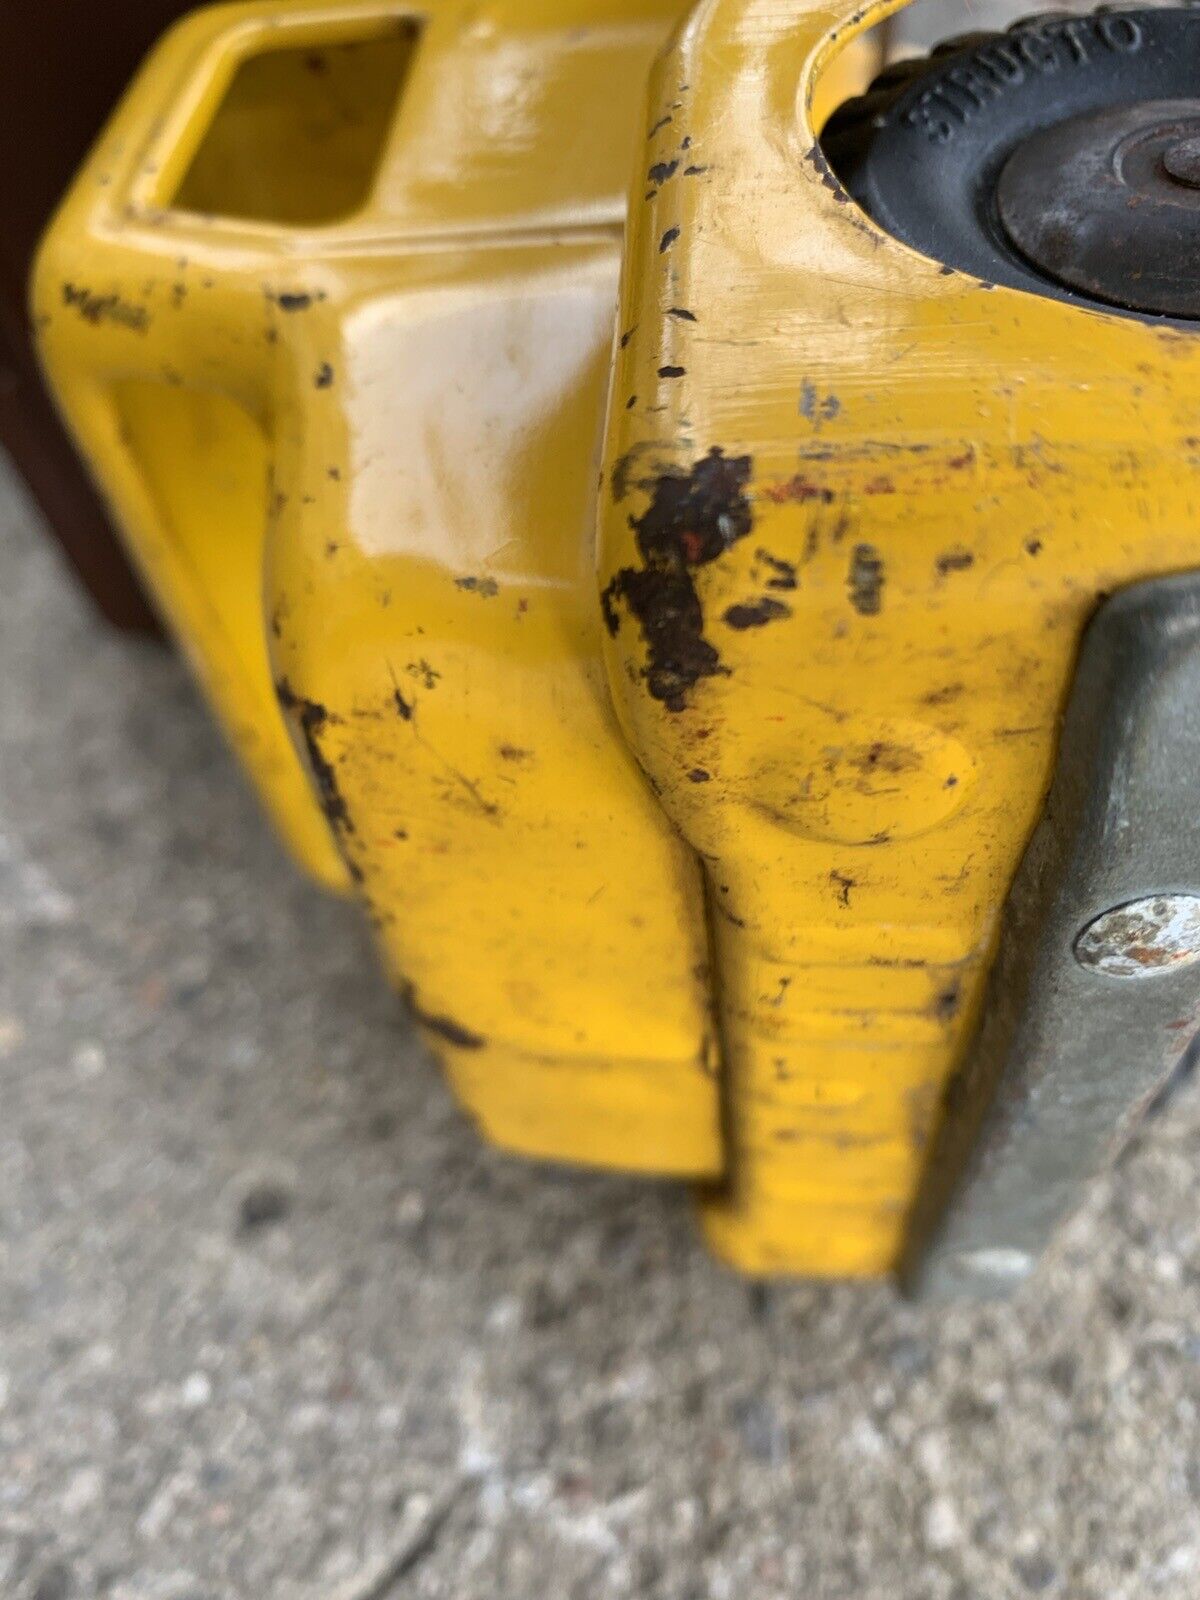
[936,547,975,576]
[723,597,791,629]
[408,659,440,689]
[601,447,753,711]
[499,744,532,762]
[455,575,499,598]
[762,475,833,505]
[275,679,353,836]
[848,544,885,615]
[864,476,895,495]
[830,871,855,908]
[1025,538,1043,556]
[922,682,964,707]
[61,282,149,332]
[688,768,711,783]
[755,550,798,591]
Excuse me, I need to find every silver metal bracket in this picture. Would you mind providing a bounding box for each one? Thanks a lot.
[905,574,1200,1298]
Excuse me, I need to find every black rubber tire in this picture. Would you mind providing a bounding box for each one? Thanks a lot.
[821,6,1200,318]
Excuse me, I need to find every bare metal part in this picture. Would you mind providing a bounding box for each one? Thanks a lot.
[904,575,1200,1299]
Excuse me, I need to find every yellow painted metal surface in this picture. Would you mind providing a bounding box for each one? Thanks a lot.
[599,0,1200,1272]
[34,0,732,1177]
[39,0,1192,1279]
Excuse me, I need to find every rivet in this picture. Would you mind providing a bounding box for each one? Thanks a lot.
[1074,894,1200,979]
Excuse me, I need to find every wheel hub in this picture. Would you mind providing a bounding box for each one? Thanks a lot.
[822,6,1200,320]
[998,98,1200,316]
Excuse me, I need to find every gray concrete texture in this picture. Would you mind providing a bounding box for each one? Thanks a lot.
[2,428,1200,1600]
[890,0,1115,51]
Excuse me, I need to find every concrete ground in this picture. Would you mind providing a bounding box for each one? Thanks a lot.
[819,0,1105,60]
[891,0,1103,49]
[2,449,1200,1600]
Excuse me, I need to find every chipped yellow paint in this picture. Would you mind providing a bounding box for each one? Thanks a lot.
[599,0,1200,1273]
[34,0,734,1176]
[40,0,1180,1281]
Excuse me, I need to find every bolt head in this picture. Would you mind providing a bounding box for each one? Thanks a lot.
[1163,135,1200,187]
[1074,894,1200,979]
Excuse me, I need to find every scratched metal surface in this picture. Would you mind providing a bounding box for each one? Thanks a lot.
[3,451,1200,1599]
